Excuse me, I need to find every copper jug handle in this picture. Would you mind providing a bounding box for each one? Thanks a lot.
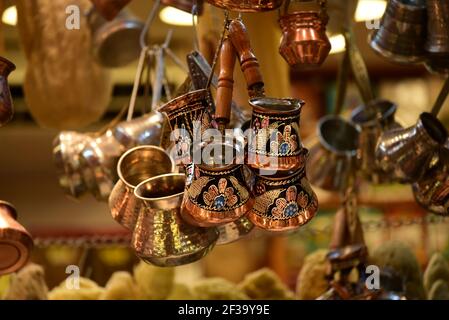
[228,19,265,98]
[215,37,237,128]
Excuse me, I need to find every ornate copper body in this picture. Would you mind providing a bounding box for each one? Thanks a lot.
[181,142,254,227]
[53,132,94,198]
[307,115,359,192]
[350,100,402,184]
[376,112,448,183]
[425,0,449,54]
[90,0,132,20]
[87,8,144,68]
[412,147,449,216]
[369,0,427,64]
[109,146,175,230]
[216,216,254,245]
[279,11,331,69]
[205,0,283,12]
[0,201,33,276]
[158,89,213,165]
[249,166,318,232]
[132,174,218,267]
[161,0,203,14]
[0,56,16,127]
[247,97,306,172]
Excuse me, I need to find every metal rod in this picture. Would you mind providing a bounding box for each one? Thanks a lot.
[127,47,148,121]
[431,76,449,116]
[139,0,161,49]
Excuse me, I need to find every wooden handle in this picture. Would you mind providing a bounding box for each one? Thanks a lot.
[215,38,236,126]
[90,0,132,20]
[228,19,264,97]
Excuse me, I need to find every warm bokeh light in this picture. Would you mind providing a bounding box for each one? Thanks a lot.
[355,0,387,22]
[159,7,197,26]
[329,34,346,55]
[2,5,17,26]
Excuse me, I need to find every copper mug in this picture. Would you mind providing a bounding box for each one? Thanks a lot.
[181,141,255,227]
[247,97,306,172]
[87,7,144,68]
[279,1,331,69]
[249,166,318,232]
[205,0,283,12]
[376,112,448,183]
[369,0,427,64]
[350,99,402,184]
[0,201,33,276]
[109,146,175,230]
[132,173,218,267]
[412,147,449,216]
[0,56,15,127]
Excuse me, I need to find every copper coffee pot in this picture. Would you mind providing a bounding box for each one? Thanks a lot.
[205,0,283,12]
[0,201,33,276]
[0,56,16,127]
[278,0,331,69]
[89,0,133,20]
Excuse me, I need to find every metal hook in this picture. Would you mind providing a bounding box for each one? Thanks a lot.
[139,0,162,49]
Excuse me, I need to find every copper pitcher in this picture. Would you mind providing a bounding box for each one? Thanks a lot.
[87,7,144,68]
[0,201,33,276]
[132,173,218,267]
[249,166,318,232]
[205,0,283,12]
[376,112,448,183]
[369,0,427,64]
[278,1,331,69]
[109,146,175,230]
[0,56,16,127]
[89,0,132,20]
[350,99,402,184]
[425,0,449,54]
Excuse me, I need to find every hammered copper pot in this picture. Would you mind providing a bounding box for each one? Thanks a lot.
[0,56,16,127]
[0,201,33,276]
[205,0,283,12]
[369,0,427,64]
[247,97,306,172]
[132,173,218,267]
[376,112,448,183]
[109,146,175,230]
[87,7,144,68]
[279,11,331,69]
[249,166,318,232]
[351,99,402,184]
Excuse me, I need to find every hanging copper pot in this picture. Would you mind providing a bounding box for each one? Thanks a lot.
[0,201,33,276]
[89,0,133,21]
[376,112,448,183]
[132,173,218,267]
[369,0,427,64]
[249,165,318,232]
[425,0,449,54]
[109,146,175,230]
[205,0,283,12]
[278,1,331,69]
[0,56,16,127]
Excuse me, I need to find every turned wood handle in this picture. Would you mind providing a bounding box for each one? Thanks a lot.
[228,19,264,97]
[90,0,132,20]
[215,38,236,125]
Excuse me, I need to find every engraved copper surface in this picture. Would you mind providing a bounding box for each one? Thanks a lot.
[132,174,218,267]
[0,56,16,127]
[109,146,175,230]
[0,201,33,276]
[205,0,283,12]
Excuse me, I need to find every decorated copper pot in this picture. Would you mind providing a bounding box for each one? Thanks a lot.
[0,201,33,276]
[109,146,175,230]
[181,141,254,227]
[0,56,16,127]
[249,164,318,232]
[279,9,331,69]
[247,97,306,172]
[132,173,218,267]
[205,0,283,12]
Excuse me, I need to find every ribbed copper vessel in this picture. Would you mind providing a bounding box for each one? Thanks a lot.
[0,201,33,276]
[426,0,449,54]
[279,11,331,69]
[109,146,175,230]
[132,174,218,267]
[205,0,282,12]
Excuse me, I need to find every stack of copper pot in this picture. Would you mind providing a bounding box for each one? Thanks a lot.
[370,0,449,74]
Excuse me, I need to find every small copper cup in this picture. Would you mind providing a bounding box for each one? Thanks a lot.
[249,166,318,232]
[133,174,218,267]
[109,146,175,230]
[0,201,33,276]
[205,0,283,12]
[181,141,255,227]
[247,97,306,172]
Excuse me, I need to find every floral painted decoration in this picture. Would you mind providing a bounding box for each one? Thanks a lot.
[270,125,298,156]
[203,178,238,210]
[271,186,309,218]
